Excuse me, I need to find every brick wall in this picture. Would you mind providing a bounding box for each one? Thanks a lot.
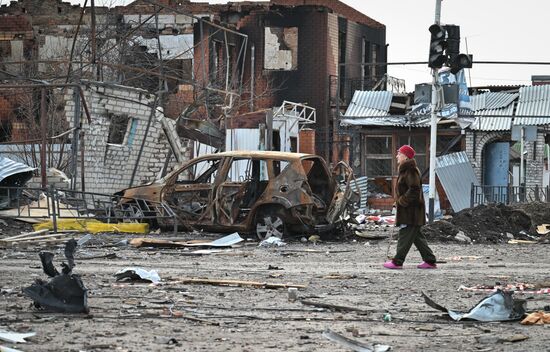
[465,129,545,188]
[298,128,315,154]
[64,83,189,195]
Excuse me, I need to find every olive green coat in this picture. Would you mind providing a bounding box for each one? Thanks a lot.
[395,158,426,226]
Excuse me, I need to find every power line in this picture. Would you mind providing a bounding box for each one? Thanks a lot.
[340,60,550,66]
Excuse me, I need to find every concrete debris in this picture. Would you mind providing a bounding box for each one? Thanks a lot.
[454,231,472,244]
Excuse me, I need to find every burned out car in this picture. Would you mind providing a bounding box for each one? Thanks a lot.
[115,151,358,239]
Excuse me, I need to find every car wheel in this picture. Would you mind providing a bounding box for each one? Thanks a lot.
[255,209,286,240]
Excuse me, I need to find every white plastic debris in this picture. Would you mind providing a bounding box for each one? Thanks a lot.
[0,330,36,344]
[355,214,366,224]
[258,237,287,247]
[114,267,161,283]
[454,231,472,244]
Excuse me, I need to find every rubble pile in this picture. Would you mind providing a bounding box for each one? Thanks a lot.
[423,202,550,244]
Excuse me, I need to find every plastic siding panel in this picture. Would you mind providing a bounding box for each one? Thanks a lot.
[435,151,479,212]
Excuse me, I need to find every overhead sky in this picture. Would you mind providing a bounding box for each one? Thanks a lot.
[44,0,550,91]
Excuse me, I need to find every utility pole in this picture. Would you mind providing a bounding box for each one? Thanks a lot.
[428,0,442,223]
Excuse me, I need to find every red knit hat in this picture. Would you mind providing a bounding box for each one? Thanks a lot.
[398,145,415,159]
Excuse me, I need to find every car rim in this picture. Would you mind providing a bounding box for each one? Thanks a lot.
[256,214,285,240]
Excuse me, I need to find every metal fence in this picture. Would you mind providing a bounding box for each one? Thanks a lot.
[0,186,177,233]
[470,184,550,207]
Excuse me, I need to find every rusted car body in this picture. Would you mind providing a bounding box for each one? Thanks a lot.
[115,151,357,239]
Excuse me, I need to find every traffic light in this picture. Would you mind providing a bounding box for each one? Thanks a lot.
[428,24,447,68]
[444,24,473,74]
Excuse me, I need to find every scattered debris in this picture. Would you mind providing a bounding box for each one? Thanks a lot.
[454,231,472,244]
[114,267,161,284]
[475,333,529,344]
[458,283,550,295]
[300,300,368,314]
[130,233,244,248]
[259,237,286,247]
[165,277,305,289]
[22,239,88,313]
[521,311,550,325]
[322,328,391,352]
[0,229,82,247]
[0,329,36,344]
[508,239,537,244]
[536,224,550,235]
[422,290,526,322]
[287,287,298,302]
[0,345,24,352]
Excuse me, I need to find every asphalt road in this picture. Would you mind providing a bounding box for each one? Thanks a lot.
[1,234,549,351]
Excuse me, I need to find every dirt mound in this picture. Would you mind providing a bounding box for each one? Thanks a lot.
[422,202,549,244]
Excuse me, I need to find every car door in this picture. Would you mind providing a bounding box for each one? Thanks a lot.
[162,156,222,225]
[215,157,270,226]
[326,161,360,223]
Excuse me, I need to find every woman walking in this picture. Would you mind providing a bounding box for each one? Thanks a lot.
[383,145,437,269]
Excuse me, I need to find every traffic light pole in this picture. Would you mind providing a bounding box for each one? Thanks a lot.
[428,0,442,223]
[428,69,438,223]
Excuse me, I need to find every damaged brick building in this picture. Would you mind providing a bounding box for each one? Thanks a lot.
[0,0,386,194]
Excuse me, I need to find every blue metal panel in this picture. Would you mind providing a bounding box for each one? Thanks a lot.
[484,142,509,203]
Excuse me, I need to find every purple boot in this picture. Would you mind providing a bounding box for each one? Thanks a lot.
[383,261,403,270]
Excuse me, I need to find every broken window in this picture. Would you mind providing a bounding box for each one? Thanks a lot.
[371,44,379,79]
[399,135,427,173]
[264,27,298,70]
[361,38,370,90]
[177,158,220,184]
[272,159,289,177]
[338,28,346,100]
[364,135,393,177]
[107,114,130,145]
[227,158,252,182]
[209,40,224,82]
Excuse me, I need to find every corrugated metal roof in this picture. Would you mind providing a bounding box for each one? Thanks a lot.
[343,91,393,118]
[340,116,430,128]
[470,94,486,111]
[470,105,514,131]
[435,151,479,212]
[0,156,35,183]
[484,92,518,110]
[469,92,517,131]
[514,85,550,125]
